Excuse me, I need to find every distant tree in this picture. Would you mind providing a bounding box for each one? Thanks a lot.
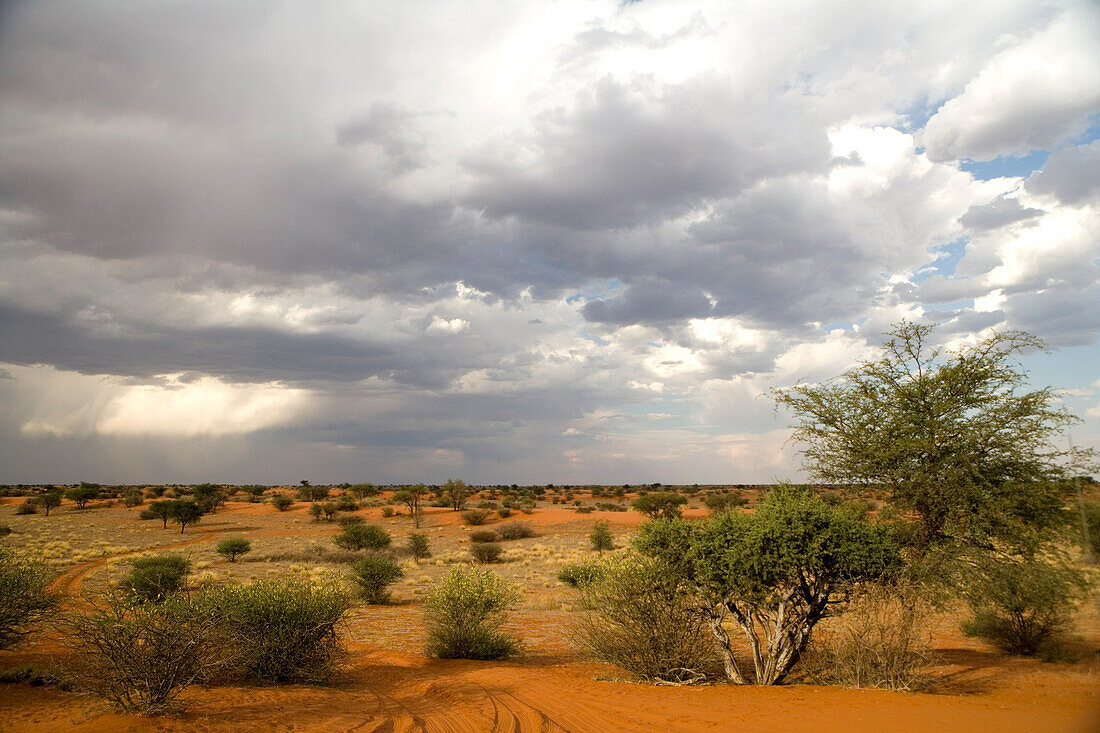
[148,500,175,529]
[66,484,101,510]
[298,482,329,502]
[242,485,267,503]
[443,478,470,511]
[38,491,62,517]
[191,484,225,514]
[703,492,747,515]
[216,537,252,563]
[590,521,614,554]
[271,494,293,511]
[394,484,427,528]
[631,492,687,520]
[172,500,203,534]
[349,483,378,499]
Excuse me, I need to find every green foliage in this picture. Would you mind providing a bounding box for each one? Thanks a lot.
[961,551,1090,656]
[444,478,470,510]
[122,488,144,508]
[570,553,717,683]
[333,523,391,551]
[703,491,747,514]
[298,484,330,502]
[172,500,203,533]
[349,483,378,499]
[122,554,191,603]
[211,579,351,683]
[38,491,62,516]
[216,537,252,563]
[147,499,175,528]
[67,484,101,509]
[773,321,1083,552]
[470,542,504,563]
[14,500,37,515]
[63,590,236,713]
[636,485,899,685]
[271,494,293,511]
[242,485,266,502]
[424,566,520,660]
[631,492,687,519]
[407,533,431,563]
[589,521,614,553]
[0,547,59,649]
[557,560,604,588]
[1082,501,1100,559]
[191,484,225,514]
[381,506,395,518]
[335,495,358,512]
[349,555,404,604]
[462,509,490,526]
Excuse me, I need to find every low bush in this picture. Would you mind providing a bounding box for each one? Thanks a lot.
[557,560,603,588]
[121,555,190,603]
[496,520,535,540]
[0,547,59,649]
[407,533,431,563]
[63,590,235,713]
[122,488,145,508]
[335,495,358,512]
[589,521,614,553]
[569,553,717,683]
[14,501,37,516]
[0,524,11,536]
[381,506,395,518]
[336,514,365,527]
[462,509,490,526]
[350,556,405,604]
[961,552,1090,656]
[333,523,391,551]
[212,579,351,684]
[216,537,252,563]
[469,529,501,543]
[470,542,504,564]
[424,566,520,660]
[271,494,293,511]
[806,583,935,690]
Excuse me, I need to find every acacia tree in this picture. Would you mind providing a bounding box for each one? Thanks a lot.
[631,492,687,519]
[772,322,1082,552]
[636,486,898,685]
[394,484,427,528]
[443,478,470,511]
[39,491,62,516]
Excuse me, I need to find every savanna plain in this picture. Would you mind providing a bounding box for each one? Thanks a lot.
[2,483,1099,733]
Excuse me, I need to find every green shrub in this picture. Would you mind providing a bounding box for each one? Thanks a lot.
[569,553,717,683]
[216,537,252,563]
[631,492,687,519]
[557,560,603,588]
[172,500,203,533]
[407,533,431,563]
[589,521,614,553]
[271,494,293,511]
[350,556,404,604]
[38,492,62,516]
[335,495,358,512]
[0,547,59,649]
[333,523,391,551]
[498,507,512,518]
[703,492,747,514]
[462,509,490,526]
[63,590,235,713]
[469,529,501,543]
[66,484,100,509]
[212,579,351,683]
[122,488,145,508]
[496,520,535,540]
[122,555,190,603]
[336,514,365,527]
[0,524,11,537]
[424,566,520,660]
[961,552,1090,656]
[470,542,503,563]
[381,506,396,518]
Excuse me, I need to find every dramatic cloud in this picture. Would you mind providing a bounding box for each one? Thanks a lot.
[0,0,1097,483]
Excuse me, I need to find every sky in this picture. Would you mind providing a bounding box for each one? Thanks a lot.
[0,0,1098,486]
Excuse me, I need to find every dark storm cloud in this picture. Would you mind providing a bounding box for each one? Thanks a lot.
[462,76,831,231]
[335,103,432,173]
[583,278,714,325]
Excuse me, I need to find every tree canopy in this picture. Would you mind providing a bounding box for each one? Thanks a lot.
[772,321,1081,551]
